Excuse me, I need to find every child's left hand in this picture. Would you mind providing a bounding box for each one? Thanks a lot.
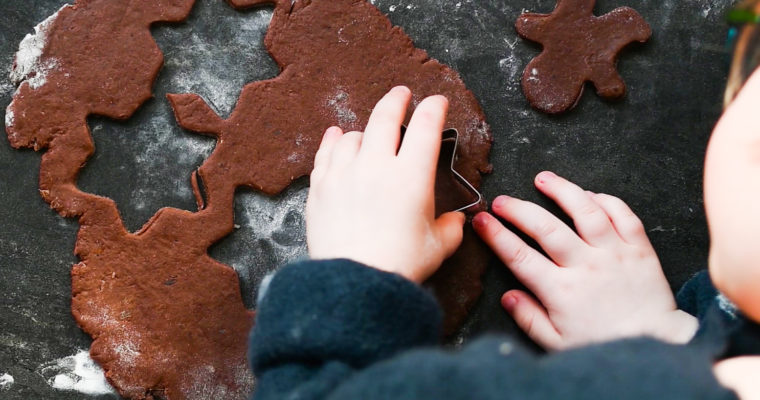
[473,172,699,351]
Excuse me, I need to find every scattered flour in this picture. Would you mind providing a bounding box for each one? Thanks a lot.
[9,6,68,90]
[223,183,309,300]
[180,363,253,400]
[695,0,724,20]
[163,6,274,118]
[0,80,14,97]
[0,373,14,389]
[37,350,116,396]
[498,55,520,91]
[325,89,358,126]
[113,335,141,367]
[498,37,520,85]
[527,67,540,83]
[235,184,308,264]
[4,108,13,128]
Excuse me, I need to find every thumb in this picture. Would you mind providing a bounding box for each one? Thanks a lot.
[435,211,465,258]
[501,290,562,351]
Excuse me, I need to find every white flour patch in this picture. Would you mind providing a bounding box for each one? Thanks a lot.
[4,108,14,128]
[694,0,724,19]
[325,89,358,126]
[498,38,520,88]
[238,186,307,241]
[0,374,14,389]
[527,67,540,83]
[0,80,14,97]
[466,118,490,142]
[235,184,308,265]
[498,55,520,91]
[225,183,309,296]
[113,335,141,367]
[109,110,214,185]
[180,363,254,400]
[37,350,116,396]
[9,6,68,90]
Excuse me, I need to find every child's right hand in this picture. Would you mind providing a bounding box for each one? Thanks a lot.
[713,356,760,400]
[473,172,698,351]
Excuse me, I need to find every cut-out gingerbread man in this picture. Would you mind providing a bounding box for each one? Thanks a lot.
[515,0,651,114]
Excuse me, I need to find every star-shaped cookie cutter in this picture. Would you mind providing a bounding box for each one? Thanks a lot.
[400,125,483,213]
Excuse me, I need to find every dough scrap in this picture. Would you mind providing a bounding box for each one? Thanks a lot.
[515,0,651,114]
[5,0,493,398]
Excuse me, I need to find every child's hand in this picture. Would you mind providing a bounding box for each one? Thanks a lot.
[473,172,698,351]
[306,86,466,284]
[713,356,760,400]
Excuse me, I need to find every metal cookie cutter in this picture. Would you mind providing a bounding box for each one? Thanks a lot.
[400,125,483,213]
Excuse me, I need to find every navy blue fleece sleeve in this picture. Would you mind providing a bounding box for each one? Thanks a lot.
[249,259,442,372]
[249,260,737,400]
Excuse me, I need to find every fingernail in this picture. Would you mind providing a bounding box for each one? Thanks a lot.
[492,195,511,210]
[502,294,518,311]
[535,171,556,185]
[472,212,488,229]
[432,94,449,104]
[325,126,341,135]
[391,85,410,94]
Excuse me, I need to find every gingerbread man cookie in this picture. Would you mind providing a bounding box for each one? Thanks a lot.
[515,0,651,114]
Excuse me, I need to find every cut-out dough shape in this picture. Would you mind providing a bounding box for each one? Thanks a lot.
[515,0,651,114]
[5,0,493,398]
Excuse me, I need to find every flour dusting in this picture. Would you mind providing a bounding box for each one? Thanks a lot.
[164,6,274,117]
[0,373,14,389]
[220,183,309,307]
[180,363,254,400]
[4,108,13,128]
[9,6,67,90]
[0,80,14,97]
[326,89,358,126]
[113,335,141,367]
[235,184,308,266]
[37,350,116,396]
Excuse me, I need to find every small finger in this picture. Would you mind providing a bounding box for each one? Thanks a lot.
[398,95,449,187]
[490,195,587,266]
[360,86,411,158]
[311,126,343,184]
[472,212,558,296]
[589,192,651,247]
[328,131,363,171]
[502,290,562,351]
[534,171,619,247]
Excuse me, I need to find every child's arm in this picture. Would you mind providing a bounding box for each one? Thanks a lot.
[250,258,734,400]
[472,173,698,351]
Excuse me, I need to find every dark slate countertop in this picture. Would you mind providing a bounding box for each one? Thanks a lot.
[0,0,732,398]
